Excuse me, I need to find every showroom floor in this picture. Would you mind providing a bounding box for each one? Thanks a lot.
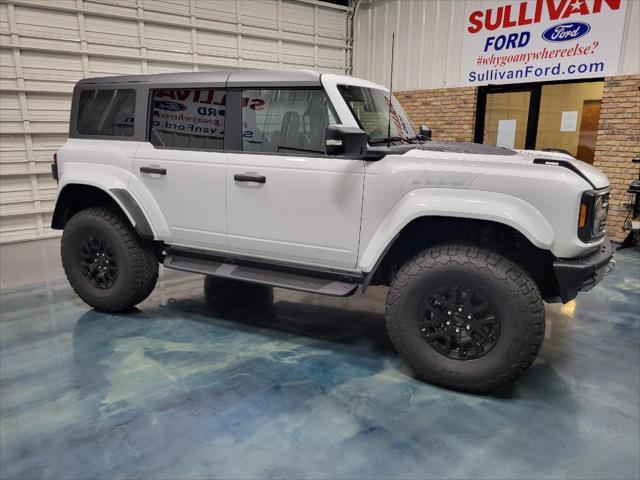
[1,239,639,480]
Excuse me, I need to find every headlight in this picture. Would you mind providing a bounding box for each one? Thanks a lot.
[592,195,608,237]
[578,188,610,242]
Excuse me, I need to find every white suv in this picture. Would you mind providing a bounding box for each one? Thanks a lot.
[51,69,614,392]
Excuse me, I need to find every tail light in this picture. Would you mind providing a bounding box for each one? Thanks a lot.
[51,153,58,183]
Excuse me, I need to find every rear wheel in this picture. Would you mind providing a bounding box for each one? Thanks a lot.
[385,244,545,393]
[61,207,159,312]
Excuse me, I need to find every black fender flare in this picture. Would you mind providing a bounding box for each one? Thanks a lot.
[51,184,154,240]
[361,233,399,293]
[109,188,154,239]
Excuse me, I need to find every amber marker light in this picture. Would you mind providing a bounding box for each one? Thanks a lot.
[579,203,587,228]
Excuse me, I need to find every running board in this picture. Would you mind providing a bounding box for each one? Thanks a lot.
[164,251,360,297]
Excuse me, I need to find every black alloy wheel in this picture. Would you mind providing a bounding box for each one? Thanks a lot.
[419,285,501,360]
[79,235,118,289]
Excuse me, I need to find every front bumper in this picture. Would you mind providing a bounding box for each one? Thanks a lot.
[553,238,614,303]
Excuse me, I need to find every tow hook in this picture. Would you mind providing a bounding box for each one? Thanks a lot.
[605,260,616,276]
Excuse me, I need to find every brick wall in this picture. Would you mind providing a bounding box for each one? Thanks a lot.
[593,74,640,243]
[395,87,478,142]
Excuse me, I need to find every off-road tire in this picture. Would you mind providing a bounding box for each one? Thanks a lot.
[204,276,273,309]
[386,244,545,393]
[61,207,159,312]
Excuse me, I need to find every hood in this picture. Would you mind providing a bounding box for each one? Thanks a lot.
[411,142,609,189]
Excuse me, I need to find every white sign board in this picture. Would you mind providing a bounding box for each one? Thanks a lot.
[496,119,517,148]
[460,0,628,86]
[560,110,578,131]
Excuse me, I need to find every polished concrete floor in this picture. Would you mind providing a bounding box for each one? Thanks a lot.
[1,240,639,480]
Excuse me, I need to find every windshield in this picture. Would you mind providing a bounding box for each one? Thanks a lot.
[338,85,416,143]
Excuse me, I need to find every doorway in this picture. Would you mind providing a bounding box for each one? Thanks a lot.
[576,100,602,164]
[475,79,605,164]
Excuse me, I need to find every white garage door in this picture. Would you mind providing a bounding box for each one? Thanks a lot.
[0,0,350,243]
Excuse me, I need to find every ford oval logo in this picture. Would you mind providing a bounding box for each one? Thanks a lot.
[154,100,187,112]
[542,22,591,42]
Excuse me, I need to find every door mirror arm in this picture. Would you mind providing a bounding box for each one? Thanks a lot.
[417,125,432,141]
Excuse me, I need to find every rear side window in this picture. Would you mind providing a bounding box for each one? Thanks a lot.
[242,89,337,154]
[149,89,226,150]
[77,89,135,136]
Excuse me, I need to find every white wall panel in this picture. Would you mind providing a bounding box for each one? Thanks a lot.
[353,0,640,91]
[0,0,350,242]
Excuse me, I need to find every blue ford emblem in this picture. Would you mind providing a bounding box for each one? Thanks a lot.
[542,22,591,42]
[154,100,187,112]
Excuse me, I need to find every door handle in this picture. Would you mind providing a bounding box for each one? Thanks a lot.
[140,166,166,175]
[234,173,266,184]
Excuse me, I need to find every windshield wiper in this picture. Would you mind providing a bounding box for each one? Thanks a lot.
[369,136,406,145]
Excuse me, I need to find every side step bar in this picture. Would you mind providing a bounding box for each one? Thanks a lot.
[164,250,360,297]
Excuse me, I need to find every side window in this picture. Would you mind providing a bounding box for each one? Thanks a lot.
[149,89,226,150]
[242,89,337,154]
[77,89,135,136]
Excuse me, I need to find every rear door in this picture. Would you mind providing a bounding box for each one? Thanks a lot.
[226,88,364,269]
[132,86,228,251]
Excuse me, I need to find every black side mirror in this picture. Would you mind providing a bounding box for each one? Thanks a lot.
[418,125,432,141]
[325,125,368,157]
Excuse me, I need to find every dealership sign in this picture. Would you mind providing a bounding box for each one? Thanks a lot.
[460,0,628,85]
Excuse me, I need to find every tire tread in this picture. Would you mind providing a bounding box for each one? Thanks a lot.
[385,244,545,393]
[61,206,158,312]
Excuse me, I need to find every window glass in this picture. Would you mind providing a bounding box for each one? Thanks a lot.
[149,89,226,150]
[535,81,604,164]
[77,89,135,136]
[338,85,415,143]
[242,89,337,154]
[483,91,531,149]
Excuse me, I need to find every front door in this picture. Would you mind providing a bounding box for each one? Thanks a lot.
[576,100,601,164]
[132,87,228,251]
[226,88,364,270]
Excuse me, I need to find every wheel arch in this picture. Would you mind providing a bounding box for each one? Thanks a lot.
[359,188,555,273]
[360,190,561,300]
[52,183,154,240]
[364,216,560,299]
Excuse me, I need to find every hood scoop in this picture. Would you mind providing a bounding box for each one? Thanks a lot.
[416,141,517,156]
[520,149,609,189]
[533,158,596,188]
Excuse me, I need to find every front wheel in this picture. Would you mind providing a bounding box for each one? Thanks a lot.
[385,244,545,393]
[61,207,159,313]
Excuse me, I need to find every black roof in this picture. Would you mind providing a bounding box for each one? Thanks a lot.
[76,69,322,88]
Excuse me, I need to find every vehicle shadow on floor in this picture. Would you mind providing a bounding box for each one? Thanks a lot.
[173,283,395,357]
[78,280,574,399]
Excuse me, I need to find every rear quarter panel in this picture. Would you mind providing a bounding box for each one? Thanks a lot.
[55,139,170,237]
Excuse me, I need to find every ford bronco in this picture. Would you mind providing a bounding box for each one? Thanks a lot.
[51,69,614,392]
